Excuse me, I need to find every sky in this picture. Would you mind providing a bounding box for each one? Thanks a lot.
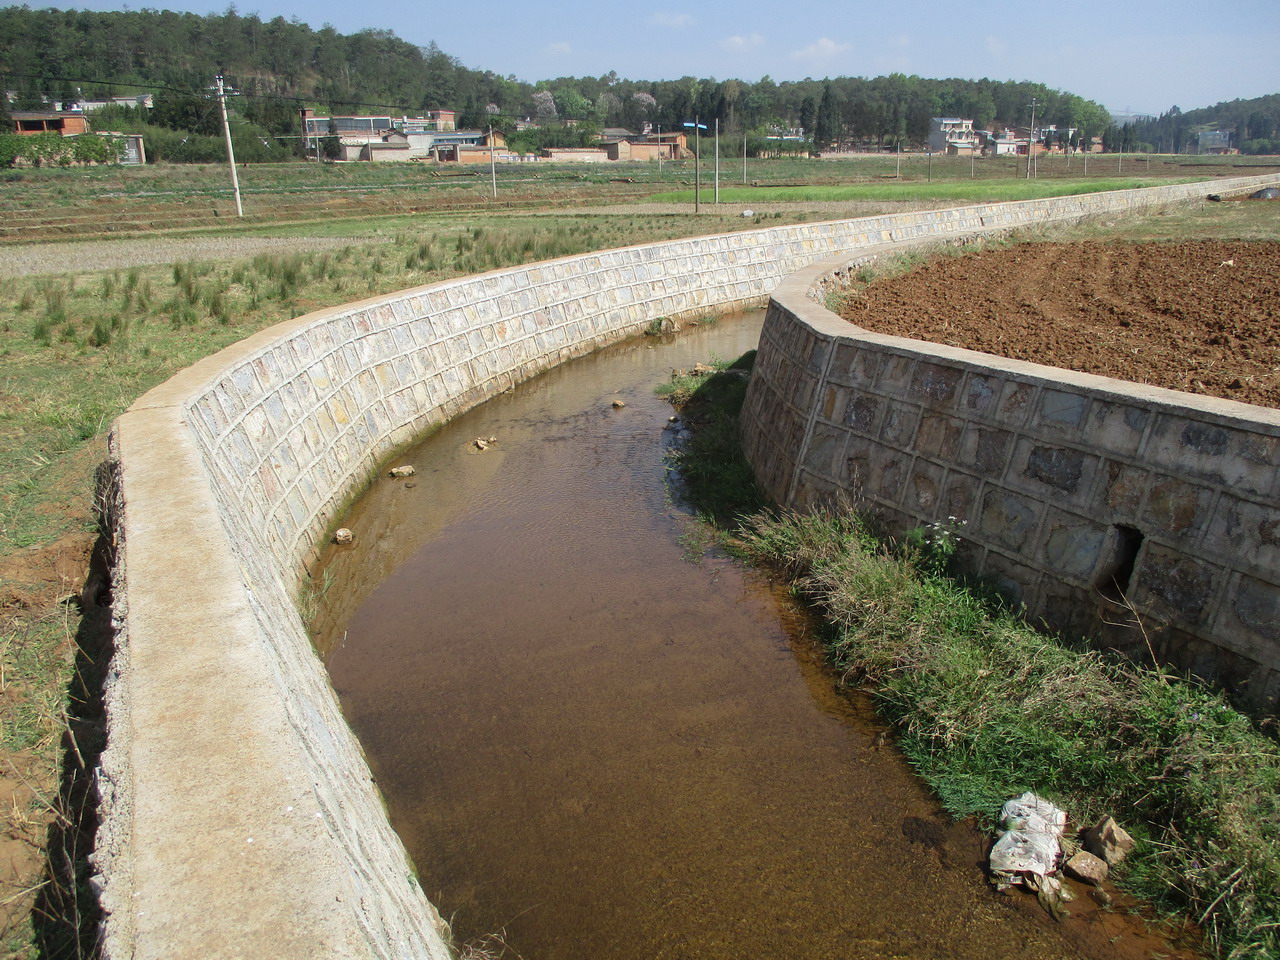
[69,0,1280,115]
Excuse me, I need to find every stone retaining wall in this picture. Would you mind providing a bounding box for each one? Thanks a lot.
[99,173,1277,958]
[740,185,1280,714]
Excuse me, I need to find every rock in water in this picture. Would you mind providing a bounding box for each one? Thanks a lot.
[1063,850,1109,886]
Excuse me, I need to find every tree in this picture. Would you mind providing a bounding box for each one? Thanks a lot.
[320,117,341,159]
[813,83,840,151]
[531,89,557,121]
[798,96,816,139]
[153,90,221,137]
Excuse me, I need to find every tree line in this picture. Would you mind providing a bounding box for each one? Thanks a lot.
[1117,96,1280,156]
[1,5,1273,163]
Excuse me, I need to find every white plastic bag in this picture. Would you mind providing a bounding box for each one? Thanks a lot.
[990,792,1067,879]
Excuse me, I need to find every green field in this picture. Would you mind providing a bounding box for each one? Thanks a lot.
[652,176,1198,205]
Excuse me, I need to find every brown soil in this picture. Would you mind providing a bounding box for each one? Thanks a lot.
[839,239,1280,409]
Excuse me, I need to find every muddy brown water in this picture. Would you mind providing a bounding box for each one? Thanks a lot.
[317,311,1196,960]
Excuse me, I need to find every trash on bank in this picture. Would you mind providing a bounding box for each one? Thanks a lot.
[990,792,1067,884]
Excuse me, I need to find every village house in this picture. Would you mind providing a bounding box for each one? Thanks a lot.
[299,108,457,158]
[928,117,980,155]
[10,110,90,136]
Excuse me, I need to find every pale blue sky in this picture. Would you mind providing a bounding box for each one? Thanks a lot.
[80,0,1279,114]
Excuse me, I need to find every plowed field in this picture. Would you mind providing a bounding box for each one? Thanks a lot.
[838,240,1280,408]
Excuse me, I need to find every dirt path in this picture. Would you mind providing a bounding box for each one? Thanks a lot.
[839,239,1280,409]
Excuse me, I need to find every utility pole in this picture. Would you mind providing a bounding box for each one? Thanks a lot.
[488,124,497,199]
[1026,97,1037,180]
[215,75,244,217]
[743,130,747,184]
[657,121,662,177]
[714,117,720,204]
[683,119,706,213]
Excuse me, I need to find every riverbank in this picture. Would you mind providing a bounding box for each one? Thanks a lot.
[664,357,1280,960]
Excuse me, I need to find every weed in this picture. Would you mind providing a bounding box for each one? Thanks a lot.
[87,317,112,348]
[297,568,335,626]
[901,516,966,577]
[657,351,762,526]
[42,283,67,325]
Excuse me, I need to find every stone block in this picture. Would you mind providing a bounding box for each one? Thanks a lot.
[1064,850,1109,886]
[942,472,981,525]
[1079,818,1134,867]
[871,453,910,504]
[1042,512,1107,581]
[1038,581,1098,642]
[844,392,882,434]
[960,426,1013,477]
[1141,475,1214,539]
[908,459,945,514]
[977,549,1040,608]
[1207,493,1280,574]
[1132,544,1219,624]
[1237,432,1280,498]
[879,353,916,396]
[1102,461,1148,515]
[1231,575,1280,644]
[962,372,999,416]
[909,361,963,406]
[996,380,1035,425]
[1145,414,1274,492]
[879,405,919,448]
[978,487,1041,552]
[1087,401,1149,457]
[1022,444,1087,493]
[916,413,964,460]
[802,423,844,476]
[806,337,831,374]
[1035,388,1091,432]
[848,343,884,385]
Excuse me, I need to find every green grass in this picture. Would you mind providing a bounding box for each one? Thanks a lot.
[651,176,1201,205]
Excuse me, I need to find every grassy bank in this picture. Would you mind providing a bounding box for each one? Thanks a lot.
[735,510,1280,959]
[661,346,1280,960]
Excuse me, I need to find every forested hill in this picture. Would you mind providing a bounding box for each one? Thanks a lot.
[2,4,1112,146]
[0,5,500,116]
[1127,95,1280,155]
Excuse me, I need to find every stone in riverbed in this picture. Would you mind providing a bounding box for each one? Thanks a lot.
[1063,850,1109,886]
[1081,816,1135,866]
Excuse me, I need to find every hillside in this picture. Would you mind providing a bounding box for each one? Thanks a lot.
[1,5,1119,154]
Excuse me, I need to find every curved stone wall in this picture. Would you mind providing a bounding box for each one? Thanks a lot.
[99,173,1277,958]
[740,180,1280,715]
